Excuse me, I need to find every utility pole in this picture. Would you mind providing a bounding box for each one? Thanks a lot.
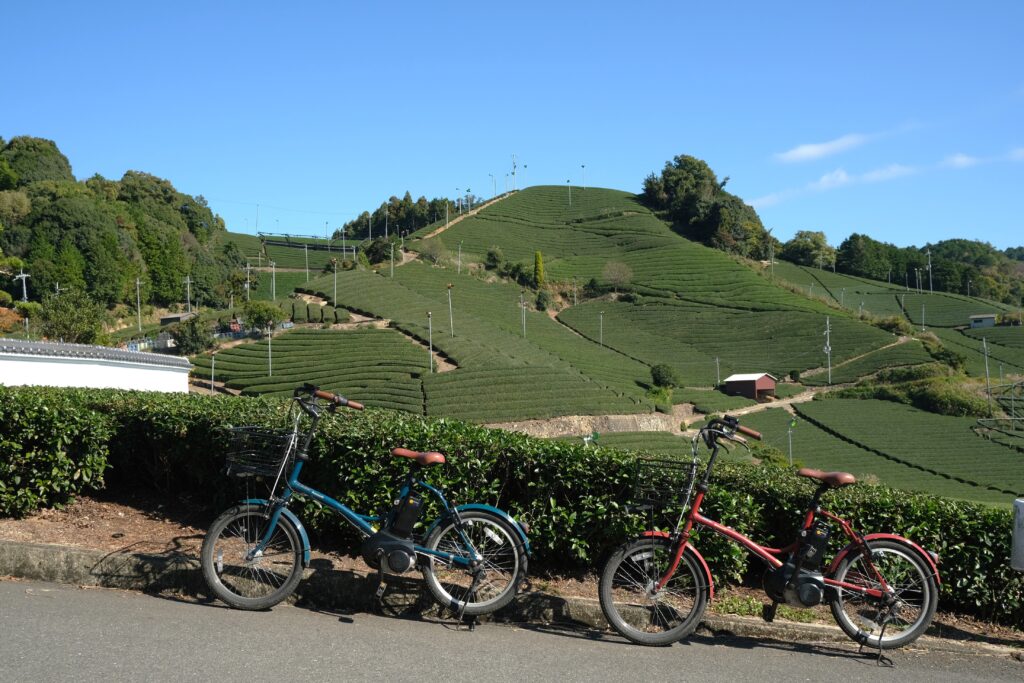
[267,324,273,377]
[715,357,721,385]
[447,284,454,338]
[427,312,433,373]
[271,261,276,301]
[573,277,578,306]
[384,203,388,238]
[512,154,517,191]
[245,263,252,302]
[921,304,926,331]
[136,277,142,332]
[567,180,572,207]
[967,279,972,298]
[13,269,30,301]
[304,244,309,282]
[520,291,526,338]
[599,311,604,347]
[840,287,845,307]
[926,249,933,293]
[787,417,795,466]
[983,338,993,416]
[823,317,832,385]
[183,275,192,313]
[581,164,586,190]
[210,353,216,392]
[332,258,338,305]
[445,201,449,229]
[390,243,395,278]
[456,189,461,215]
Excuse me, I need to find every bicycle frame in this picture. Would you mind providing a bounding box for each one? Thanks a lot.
[247,399,477,569]
[656,426,893,601]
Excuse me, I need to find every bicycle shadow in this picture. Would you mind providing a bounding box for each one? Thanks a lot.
[518,619,899,665]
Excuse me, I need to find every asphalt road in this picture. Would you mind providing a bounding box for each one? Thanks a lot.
[2,579,1020,682]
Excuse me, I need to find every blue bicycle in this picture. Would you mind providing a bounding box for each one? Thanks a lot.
[200,384,530,616]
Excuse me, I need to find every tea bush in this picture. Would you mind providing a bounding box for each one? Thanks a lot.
[0,385,1020,624]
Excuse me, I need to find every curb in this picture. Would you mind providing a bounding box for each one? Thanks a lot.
[0,539,1016,657]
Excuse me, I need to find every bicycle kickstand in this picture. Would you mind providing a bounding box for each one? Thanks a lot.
[373,572,388,613]
[454,568,485,632]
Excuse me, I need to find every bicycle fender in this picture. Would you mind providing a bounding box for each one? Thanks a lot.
[243,499,311,567]
[640,531,715,599]
[425,504,531,555]
[828,533,940,585]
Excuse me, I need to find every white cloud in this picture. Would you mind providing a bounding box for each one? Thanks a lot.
[861,164,917,183]
[775,133,870,163]
[809,168,851,190]
[1010,148,1024,161]
[941,153,980,168]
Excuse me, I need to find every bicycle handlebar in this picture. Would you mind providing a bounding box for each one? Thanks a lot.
[294,384,364,411]
[736,424,761,440]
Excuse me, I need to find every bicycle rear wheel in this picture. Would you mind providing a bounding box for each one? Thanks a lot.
[201,504,303,610]
[422,510,527,616]
[599,536,709,646]
[829,539,937,649]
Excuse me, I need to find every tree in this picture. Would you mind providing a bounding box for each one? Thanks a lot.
[651,364,681,388]
[38,289,103,344]
[780,231,835,268]
[534,251,544,288]
[243,300,285,334]
[170,317,214,355]
[602,261,632,293]
[0,137,74,185]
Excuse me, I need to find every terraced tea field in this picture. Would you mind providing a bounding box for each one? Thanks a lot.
[558,299,895,385]
[740,408,1012,505]
[801,339,934,386]
[929,328,1024,378]
[793,398,1024,500]
[190,327,424,413]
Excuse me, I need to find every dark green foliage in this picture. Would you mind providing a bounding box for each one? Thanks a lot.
[39,289,104,343]
[0,387,112,516]
[651,363,680,388]
[535,289,552,311]
[0,137,74,185]
[363,237,397,265]
[0,385,1020,624]
[243,300,286,331]
[485,246,503,270]
[170,317,214,355]
[340,191,451,240]
[641,155,769,259]
[781,231,835,268]
[534,251,544,288]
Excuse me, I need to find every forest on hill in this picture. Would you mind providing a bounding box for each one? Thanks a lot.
[641,154,1024,305]
[0,136,243,310]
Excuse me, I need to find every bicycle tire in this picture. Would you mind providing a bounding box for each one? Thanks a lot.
[599,536,709,646]
[201,504,304,610]
[421,510,527,616]
[828,538,938,649]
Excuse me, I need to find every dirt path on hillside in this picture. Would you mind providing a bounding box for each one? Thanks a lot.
[421,193,513,240]
[801,335,912,379]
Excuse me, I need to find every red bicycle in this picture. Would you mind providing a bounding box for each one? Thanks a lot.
[599,415,940,648]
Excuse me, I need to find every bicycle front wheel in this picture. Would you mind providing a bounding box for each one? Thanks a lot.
[829,539,937,649]
[599,536,709,646]
[201,504,304,610]
[422,510,527,616]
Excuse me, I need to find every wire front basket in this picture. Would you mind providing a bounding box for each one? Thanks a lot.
[632,458,694,509]
[224,426,297,479]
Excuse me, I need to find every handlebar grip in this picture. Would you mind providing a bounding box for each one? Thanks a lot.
[736,424,762,440]
[313,389,365,411]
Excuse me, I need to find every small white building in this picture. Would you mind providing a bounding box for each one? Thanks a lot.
[0,338,191,393]
[969,314,997,329]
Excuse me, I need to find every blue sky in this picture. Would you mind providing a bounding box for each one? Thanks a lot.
[5,2,1022,249]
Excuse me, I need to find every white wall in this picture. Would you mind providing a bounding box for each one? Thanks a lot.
[0,353,190,393]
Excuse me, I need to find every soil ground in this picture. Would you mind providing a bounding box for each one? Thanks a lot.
[1,492,1021,650]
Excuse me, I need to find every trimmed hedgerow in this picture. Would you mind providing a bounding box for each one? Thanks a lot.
[0,387,113,517]
[0,385,1021,624]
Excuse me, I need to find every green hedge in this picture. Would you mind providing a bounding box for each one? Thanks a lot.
[0,385,1021,624]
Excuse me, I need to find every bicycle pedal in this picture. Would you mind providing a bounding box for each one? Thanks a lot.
[761,602,778,623]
